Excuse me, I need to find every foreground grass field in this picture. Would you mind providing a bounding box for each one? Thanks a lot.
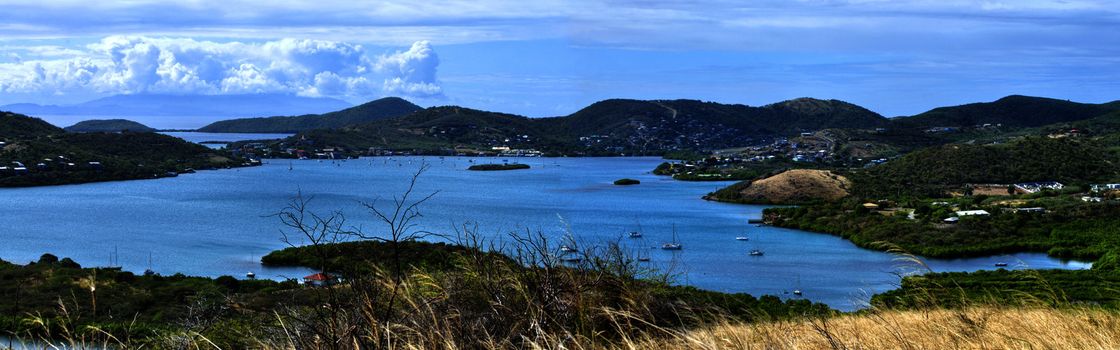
[653,307,1120,350]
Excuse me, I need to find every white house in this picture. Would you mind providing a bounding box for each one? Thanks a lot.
[955,210,990,217]
[1015,182,1064,194]
[1091,184,1120,192]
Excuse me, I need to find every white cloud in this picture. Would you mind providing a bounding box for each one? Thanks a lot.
[0,36,443,100]
[375,40,443,98]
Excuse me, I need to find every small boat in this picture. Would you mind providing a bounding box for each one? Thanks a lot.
[735,236,749,241]
[637,256,651,262]
[559,245,577,253]
[749,249,764,256]
[994,262,1008,267]
[793,289,802,296]
[661,224,683,250]
[628,231,643,238]
[246,271,256,279]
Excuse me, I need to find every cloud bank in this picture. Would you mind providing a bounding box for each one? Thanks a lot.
[0,36,443,101]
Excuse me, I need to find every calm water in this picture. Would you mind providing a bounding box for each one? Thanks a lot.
[0,157,1089,310]
[160,132,293,149]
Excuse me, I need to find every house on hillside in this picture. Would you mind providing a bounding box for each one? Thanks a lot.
[1091,184,1120,193]
[1014,182,1064,194]
[303,272,339,287]
[955,210,990,217]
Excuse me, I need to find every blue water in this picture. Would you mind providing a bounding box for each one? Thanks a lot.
[0,157,1090,310]
[160,132,293,149]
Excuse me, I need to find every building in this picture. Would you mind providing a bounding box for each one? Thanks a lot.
[1091,184,1120,193]
[303,272,338,287]
[1014,182,1064,194]
[1014,207,1045,213]
[955,210,990,217]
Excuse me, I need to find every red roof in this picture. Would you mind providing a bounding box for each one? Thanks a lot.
[304,272,332,281]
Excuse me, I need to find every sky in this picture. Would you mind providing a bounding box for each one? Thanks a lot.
[0,0,1118,118]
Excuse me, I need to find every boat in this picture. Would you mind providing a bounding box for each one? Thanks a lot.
[629,219,644,238]
[559,245,577,253]
[792,275,803,296]
[661,224,683,250]
[994,262,1008,267]
[246,271,256,279]
[735,236,749,241]
[749,249,764,256]
[661,243,682,250]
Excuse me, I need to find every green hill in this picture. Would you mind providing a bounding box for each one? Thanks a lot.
[893,95,1120,128]
[282,98,889,155]
[197,97,421,133]
[0,111,63,139]
[64,119,156,133]
[850,137,1119,198]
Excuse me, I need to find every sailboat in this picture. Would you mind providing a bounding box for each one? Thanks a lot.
[288,161,293,171]
[246,253,257,279]
[792,275,803,296]
[629,219,644,238]
[661,224,682,250]
[749,248,764,256]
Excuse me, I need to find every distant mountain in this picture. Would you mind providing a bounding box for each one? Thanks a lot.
[282,97,890,155]
[893,95,1120,128]
[65,119,156,133]
[0,94,353,119]
[197,97,421,133]
[0,111,63,139]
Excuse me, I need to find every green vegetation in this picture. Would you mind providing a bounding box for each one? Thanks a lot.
[613,178,640,185]
[467,163,530,171]
[263,97,891,157]
[892,95,1120,128]
[0,254,300,347]
[0,132,247,187]
[0,111,62,139]
[851,137,1118,198]
[197,97,421,133]
[1,111,250,187]
[64,119,156,133]
[872,269,1120,309]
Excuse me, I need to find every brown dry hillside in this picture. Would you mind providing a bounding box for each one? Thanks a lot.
[710,169,851,204]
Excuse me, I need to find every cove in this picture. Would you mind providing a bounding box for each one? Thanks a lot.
[0,157,1089,311]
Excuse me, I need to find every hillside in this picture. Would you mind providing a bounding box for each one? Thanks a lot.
[0,132,247,187]
[64,119,155,133]
[707,169,852,204]
[275,97,890,155]
[198,97,421,133]
[1,111,249,187]
[0,111,63,139]
[851,137,1119,198]
[893,95,1120,128]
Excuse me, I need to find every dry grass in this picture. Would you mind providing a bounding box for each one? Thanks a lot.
[637,306,1120,350]
[738,169,852,203]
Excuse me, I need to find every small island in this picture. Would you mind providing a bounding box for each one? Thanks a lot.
[468,163,531,171]
[614,178,641,185]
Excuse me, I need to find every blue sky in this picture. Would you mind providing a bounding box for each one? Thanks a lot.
[0,0,1117,117]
